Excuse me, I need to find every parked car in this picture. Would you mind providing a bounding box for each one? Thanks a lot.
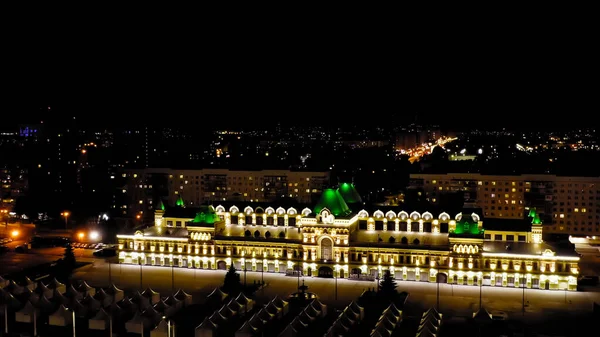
[15,244,29,253]
[93,248,116,257]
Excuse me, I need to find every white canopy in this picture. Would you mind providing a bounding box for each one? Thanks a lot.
[89,308,111,331]
[206,288,228,302]
[142,287,160,304]
[48,278,66,294]
[164,295,183,311]
[196,317,218,337]
[24,277,36,291]
[5,280,24,295]
[125,311,145,335]
[15,301,37,323]
[52,289,69,306]
[107,283,125,302]
[235,321,256,337]
[34,282,53,299]
[81,293,102,312]
[49,304,73,326]
[150,318,173,337]
[78,281,96,296]
[0,276,8,288]
[174,288,193,306]
[35,295,55,314]
[65,284,83,300]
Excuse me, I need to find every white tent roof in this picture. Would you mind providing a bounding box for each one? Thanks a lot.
[50,304,70,318]
[52,289,69,306]
[142,287,159,297]
[164,295,181,307]
[65,284,82,299]
[18,300,36,314]
[235,292,252,304]
[5,280,24,295]
[79,281,94,292]
[207,287,228,301]
[153,299,171,313]
[174,288,192,300]
[197,317,217,330]
[153,318,169,332]
[48,278,65,290]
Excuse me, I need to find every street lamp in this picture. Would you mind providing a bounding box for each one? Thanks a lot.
[61,211,70,230]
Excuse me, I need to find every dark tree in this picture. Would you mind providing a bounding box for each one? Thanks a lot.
[379,270,398,297]
[222,265,241,294]
[63,243,76,269]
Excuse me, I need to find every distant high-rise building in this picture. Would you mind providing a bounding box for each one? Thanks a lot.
[410,173,600,235]
[120,168,330,220]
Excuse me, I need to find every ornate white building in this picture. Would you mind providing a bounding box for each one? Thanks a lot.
[117,183,579,291]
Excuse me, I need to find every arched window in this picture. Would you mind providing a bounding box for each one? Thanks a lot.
[265,231,271,239]
[401,237,408,245]
[254,230,260,238]
[388,236,396,243]
[413,238,420,245]
[278,231,285,239]
[245,230,251,237]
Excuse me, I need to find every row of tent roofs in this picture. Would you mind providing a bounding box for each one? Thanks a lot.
[416,307,443,337]
[279,298,328,337]
[0,276,192,336]
[371,303,403,337]
[325,301,365,337]
[195,288,256,337]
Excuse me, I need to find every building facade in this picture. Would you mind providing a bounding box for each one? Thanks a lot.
[410,173,600,235]
[120,168,329,219]
[117,183,579,292]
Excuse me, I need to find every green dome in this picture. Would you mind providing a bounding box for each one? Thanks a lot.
[314,188,352,217]
[338,182,362,204]
[192,205,219,224]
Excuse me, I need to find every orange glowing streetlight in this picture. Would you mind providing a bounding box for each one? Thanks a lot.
[61,211,70,230]
[136,214,141,220]
[78,232,85,240]
[11,230,19,238]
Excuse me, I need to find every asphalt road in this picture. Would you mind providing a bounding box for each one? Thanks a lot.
[73,261,600,322]
[0,239,97,276]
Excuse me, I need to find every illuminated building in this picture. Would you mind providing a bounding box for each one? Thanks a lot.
[117,183,579,291]
[411,173,600,235]
[121,168,329,218]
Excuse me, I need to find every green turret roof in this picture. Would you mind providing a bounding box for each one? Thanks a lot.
[532,213,542,225]
[176,195,185,207]
[158,200,165,211]
[192,205,219,224]
[314,188,352,217]
[453,213,483,235]
[338,183,363,204]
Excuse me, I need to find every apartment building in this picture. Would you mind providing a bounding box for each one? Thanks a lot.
[410,173,600,235]
[121,168,330,220]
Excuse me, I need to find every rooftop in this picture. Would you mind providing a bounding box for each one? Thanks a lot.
[483,218,532,232]
[483,241,578,257]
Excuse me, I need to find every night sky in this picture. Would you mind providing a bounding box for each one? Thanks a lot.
[3,29,594,131]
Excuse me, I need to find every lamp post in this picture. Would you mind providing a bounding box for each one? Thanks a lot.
[522,277,526,316]
[244,264,247,288]
[335,270,338,300]
[61,211,70,230]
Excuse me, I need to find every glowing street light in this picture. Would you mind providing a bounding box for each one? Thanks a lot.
[11,230,19,238]
[78,232,85,240]
[90,231,99,240]
[61,211,70,230]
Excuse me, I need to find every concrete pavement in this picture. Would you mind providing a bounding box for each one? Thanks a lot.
[73,261,600,321]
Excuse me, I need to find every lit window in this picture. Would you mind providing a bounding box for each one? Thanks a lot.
[511,188,516,192]
[174,191,179,194]
[122,173,126,177]
[122,189,126,193]
[432,198,437,203]
[582,208,587,213]
[490,193,495,198]
[133,174,137,178]
[478,181,482,185]
[492,181,496,185]
[294,189,298,193]
[306,189,310,193]
[512,182,516,186]
[139,200,143,204]
[180,186,183,190]
[560,214,565,218]
[306,178,310,181]
[169,175,173,178]
[243,193,248,197]
[438,187,443,190]
[179,175,184,179]
[432,180,437,184]
[511,200,516,204]
[574,208,579,212]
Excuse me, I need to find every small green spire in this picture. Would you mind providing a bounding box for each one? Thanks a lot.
[532,213,542,225]
[528,208,537,218]
[158,199,165,211]
[176,195,185,207]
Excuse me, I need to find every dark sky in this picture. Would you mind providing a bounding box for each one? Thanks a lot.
[3,23,595,131]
